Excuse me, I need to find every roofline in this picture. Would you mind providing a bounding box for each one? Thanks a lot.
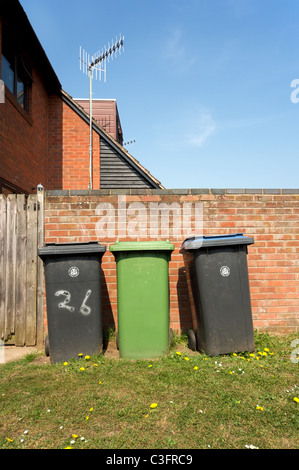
[1,0,61,93]
[61,90,164,189]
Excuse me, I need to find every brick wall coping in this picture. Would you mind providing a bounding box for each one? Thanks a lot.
[45,188,299,197]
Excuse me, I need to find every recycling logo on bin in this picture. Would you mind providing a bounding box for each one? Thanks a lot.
[68,266,80,277]
[220,265,230,277]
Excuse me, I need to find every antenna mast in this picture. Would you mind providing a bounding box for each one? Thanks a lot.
[80,35,124,190]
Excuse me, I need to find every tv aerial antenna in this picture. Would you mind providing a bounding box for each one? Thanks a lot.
[124,139,136,146]
[79,35,124,189]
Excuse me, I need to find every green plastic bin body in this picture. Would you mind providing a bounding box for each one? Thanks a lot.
[110,241,174,359]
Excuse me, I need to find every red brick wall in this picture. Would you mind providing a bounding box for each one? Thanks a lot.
[47,97,100,191]
[0,66,49,193]
[44,189,299,334]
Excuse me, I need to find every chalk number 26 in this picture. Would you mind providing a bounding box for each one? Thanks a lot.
[55,289,92,316]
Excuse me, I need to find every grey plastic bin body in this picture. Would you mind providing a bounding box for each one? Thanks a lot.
[180,233,255,356]
[38,242,106,363]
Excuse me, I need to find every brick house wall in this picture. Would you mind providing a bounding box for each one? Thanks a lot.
[43,189,299,335]
[0,1,62,194]
[47,95,100,190]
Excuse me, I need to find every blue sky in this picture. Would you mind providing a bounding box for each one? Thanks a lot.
[20,0,299,189]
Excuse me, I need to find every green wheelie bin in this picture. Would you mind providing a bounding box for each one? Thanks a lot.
[109,240,174,359]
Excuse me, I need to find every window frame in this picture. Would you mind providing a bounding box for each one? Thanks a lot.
[1,32,32,113]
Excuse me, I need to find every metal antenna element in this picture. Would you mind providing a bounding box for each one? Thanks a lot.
[79,35,125,190]
[124,139,136,146]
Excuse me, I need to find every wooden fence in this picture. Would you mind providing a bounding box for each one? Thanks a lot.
[0,191,44,347]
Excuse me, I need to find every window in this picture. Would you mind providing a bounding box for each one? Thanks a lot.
[1,39,32,112]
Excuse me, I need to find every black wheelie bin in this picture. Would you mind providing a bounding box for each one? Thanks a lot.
[38,242,106,363]
[180,233,255,356]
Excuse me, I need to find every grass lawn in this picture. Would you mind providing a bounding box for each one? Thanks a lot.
[0,331,298,450]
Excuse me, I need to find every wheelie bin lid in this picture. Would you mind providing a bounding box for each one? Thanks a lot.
[38,241,106,257]
[179,233,254,252]
[109,240,175,252]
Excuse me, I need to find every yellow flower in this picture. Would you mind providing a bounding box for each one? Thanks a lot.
[145,414,149,418]
[150,403,158,409]
[64,446,73,449]
[176,351,182,356]
[89,407,93,412]
[86,416,89,420]
[85,355,90,360]
[293,397,299,403]
[148,364,152,368]
[63,361,68,366]
[79,367,85,371]
[6,438,13,442]
[194,366,198,371]
[72,434,78,439]
[99,381,102,385]
[233,353,237,357]
[93,364,98,367]
[249,353,255,357]
[256,405,264,411]
[184,357,190,361]
[78,353,83,357]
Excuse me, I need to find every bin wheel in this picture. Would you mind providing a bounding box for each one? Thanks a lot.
[116,332,119,350]
[45,335,50,357]
[187,329,197,351]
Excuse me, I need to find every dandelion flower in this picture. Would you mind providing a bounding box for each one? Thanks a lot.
[85,355,90,360]
[176,351,182,356]
[99,381,102,385]
[86,416,89,420]
[194,366,198,371]
[79,367,85,371]
[78,353,83,357]
[65,446,73,449]
[233,353,237,357]
[293,397,299,403]
[184,357,190,361]
[256,405,264,411]
[249,353,255,357]
[89,407,93,412]
[264,348,269,352]
[63,362,68,366]
[148,364,152,368]
[93,363,98,367]
[6,438,13,442]
[150,403,158,409]
[145,414,149,418]
[72,434,78,439]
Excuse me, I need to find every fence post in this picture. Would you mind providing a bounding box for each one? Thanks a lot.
[15,194,27,346]
[36,185,45,348]
[26,194,38,346]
